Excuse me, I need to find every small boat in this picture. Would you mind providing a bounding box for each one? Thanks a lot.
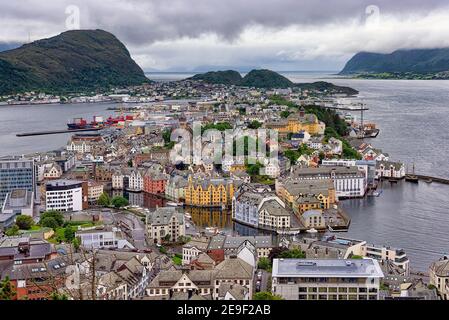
[166,201,180,207]
[186,223,190,229]
[372,190,382,197]
[405,175,419,183]
[306,228,318,234]
[425,178,433,184]
[388,178,398,183]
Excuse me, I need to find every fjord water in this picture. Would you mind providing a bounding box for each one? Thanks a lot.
[1,72,448,271]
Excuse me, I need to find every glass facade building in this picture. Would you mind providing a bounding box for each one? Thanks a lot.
[0,157,35,207]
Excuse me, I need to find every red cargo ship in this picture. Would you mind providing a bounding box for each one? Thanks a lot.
[67,115,134,130]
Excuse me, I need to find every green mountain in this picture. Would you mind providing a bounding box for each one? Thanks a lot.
[190,69,357,94]
[189,70,242,85]
[240,69,293,88]
[189,69,292,88]
[296,81,358,95]
[340,48,449,75]
[0,29,149,95]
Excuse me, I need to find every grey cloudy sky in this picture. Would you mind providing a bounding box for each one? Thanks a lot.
[1,0,449,71]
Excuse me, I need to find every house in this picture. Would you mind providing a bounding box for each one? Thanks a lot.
[307,137,323,150]
[208,235,274,259]
[43,163,63,180]
[147,256,253,301]
[165,175,188,202]
[291,130,311,143]
[429,256,449,300]
[182,237,210,265]
[375,161,405,180]
[146,207,185,244]
[143,169,169,195]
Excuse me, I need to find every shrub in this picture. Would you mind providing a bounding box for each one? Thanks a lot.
[15,215,34,230]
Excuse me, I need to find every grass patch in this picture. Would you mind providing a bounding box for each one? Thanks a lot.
[172,255,182,266]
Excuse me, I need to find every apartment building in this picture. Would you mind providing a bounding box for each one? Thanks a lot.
[272,258,384,300]
[146,207,185,244]
[45,179,88,212]
[0,157,35,207]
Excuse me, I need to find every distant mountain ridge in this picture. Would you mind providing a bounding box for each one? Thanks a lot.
[0,29,149,95]
[189,69,358,94]
[340,48,449,75]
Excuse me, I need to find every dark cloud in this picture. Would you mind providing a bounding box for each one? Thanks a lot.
[2,0,449,44]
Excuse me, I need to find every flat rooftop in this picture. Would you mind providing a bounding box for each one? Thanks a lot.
[272,258,384,278]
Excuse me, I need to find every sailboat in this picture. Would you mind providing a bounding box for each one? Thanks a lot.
[405,163,419,183]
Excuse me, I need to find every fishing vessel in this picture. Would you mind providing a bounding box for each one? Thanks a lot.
[405,163,419,183]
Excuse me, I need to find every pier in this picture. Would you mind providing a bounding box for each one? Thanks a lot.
[415,175,449,185]
[16,128,101,137]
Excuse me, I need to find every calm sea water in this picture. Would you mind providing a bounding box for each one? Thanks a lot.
[1,72,448,271]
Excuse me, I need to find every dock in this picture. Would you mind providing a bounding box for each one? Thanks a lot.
[415,175,449,185]
[16,128,102,137]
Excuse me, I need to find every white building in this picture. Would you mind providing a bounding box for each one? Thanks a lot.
[272,258,384,300]
[67,141,92,154]
[76,226,135,250]
[375,161,406,179]
[128,169,144,192]
[45,180,86,212]
[291,166,367,198]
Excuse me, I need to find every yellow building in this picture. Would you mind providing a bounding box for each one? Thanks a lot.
[229,164,247,173]
[265,109,325,135]
[275,178,336,216]
[184,176,240,207]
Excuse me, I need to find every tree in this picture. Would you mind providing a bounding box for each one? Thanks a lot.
[269,247,305,261]
[64,227,76,242]
[0,276,15,300]
[5,224,19,236]
[40,210,64,227]
[15,215,34,230]
[72,237,81,252]
[247,120,262,129]
[278,248,306,259]
[280,110,291,118]
[111,196,129,208]
[253,291,283,300]
[97,192,111,207]
[40,217,59,229]
[257,257,271,270]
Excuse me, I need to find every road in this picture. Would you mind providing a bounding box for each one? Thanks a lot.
[254,269,270,293]
[114,212,147,250]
